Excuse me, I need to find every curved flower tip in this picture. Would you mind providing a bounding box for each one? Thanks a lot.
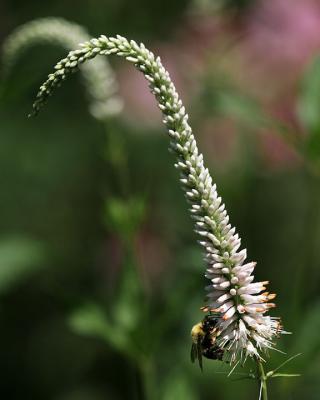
[2,18,122,120]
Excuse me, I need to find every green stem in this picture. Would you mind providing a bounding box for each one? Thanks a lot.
[257,360,268,400]
[104,119,130,197]
[139,357,156,400]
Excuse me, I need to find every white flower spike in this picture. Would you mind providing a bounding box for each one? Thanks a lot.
[29,35,284,364]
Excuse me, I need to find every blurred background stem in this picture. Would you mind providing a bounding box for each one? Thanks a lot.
[292,169,320,320]
[104,120,130,197]
[139,357,156,400]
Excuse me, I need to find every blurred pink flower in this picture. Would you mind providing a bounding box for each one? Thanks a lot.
[259,131,301,170]
[244,0,320,85]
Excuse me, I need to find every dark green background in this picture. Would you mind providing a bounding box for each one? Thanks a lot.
[0,0,319,399]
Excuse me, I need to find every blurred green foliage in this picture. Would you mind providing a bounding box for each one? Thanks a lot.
[1,0,320,399]
[0,237,45,293]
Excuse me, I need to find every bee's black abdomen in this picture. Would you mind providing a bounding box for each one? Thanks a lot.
[191,314,225,370]
[201,315,224,361]
[202,346,224,361]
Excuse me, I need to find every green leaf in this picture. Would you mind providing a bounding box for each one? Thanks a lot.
[0,236,45,293]
[112,259,145,335]
[68,303,129,355]
[104,196,146,241]
[69,256,146,360]
[266,353,302,378]
[270,373,301,379]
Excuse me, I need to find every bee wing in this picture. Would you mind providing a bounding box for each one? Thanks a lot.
[197,340,203,371]
[190,343,197,363]
[191,341,203,371]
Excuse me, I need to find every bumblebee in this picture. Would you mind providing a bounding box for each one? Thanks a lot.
[191,314,224,370]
